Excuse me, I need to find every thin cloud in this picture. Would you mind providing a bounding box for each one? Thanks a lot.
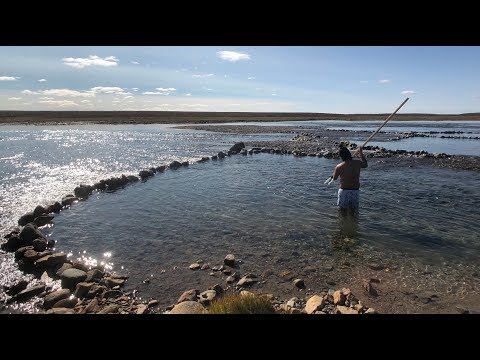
[131,61,140,65]
[271,93,277,96]
[185,93,192,96]
[378,79,391,84]
[142,87,176,95]
[217,50,250,62]
[38,100,79,107]
[132,88,139,91]
[123,96,134,100]
[401,90,416,95]
[247,77,255,80]
[192,73,214,78]
[62,55,119,69]
[39,97,54,100]
[155,87,176,92]
[21,90,40,95]
[44,89,95,97]
[91,86,129,95]
[0,76,18,81]
[38,79,47,82]
[360,80,369,83]
[8,97,21,100]
[80,99,91,103]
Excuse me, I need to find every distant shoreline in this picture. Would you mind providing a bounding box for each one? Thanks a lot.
[1,111,480,125]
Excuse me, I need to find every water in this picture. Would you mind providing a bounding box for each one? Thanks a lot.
[1,123,480,313]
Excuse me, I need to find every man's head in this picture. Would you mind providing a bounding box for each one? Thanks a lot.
[339,146,352,161]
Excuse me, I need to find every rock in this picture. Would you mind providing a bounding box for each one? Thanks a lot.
[87,284,106,298]
[240,290,255,297]
[211,265,224,272]
[12,284,46,302]
[229,142,245,154]
[74,184,94,199]
[34,215,54,227]
[5,280,28,296]
[363,280,378,296]
[85,268,104,282]
[71,260,89,272]
[368,263,384,271]
[199,290,217,305]
[354,303,364,312]
[23,249,41,263]
[43,289,71,309]
[302,265,317,275]
[169,301,205,314]
[98,304,120,314]
[148,300,159,308]
[136,304,148,314]
[35,252,67,270]
[45,202,62,214]
[237,275,257,287]
[55,263,73,277]
[336,305,359,314]
[333,290,346,305]
[178,289,199,303]
[364,308,378,314]
[74,282,95,299]
[19,223,44,245]
[105,277,125,288]
[61,195,78,206]
[14,246,32,260]
[32,238,48,252]
[200,263,210,270]
[455,305,470,314]
[46,308,75,314]
[83,298,100,313]
[61,268,87,289]
[18,212,35,226]
[226,274,238,284]
[224,254,235,267]
[33,205,46,217]
[53,297,78,308]
[209,284,224,294]
[293,279,305,288]
[217,151,226,159]
[189,263,201,270]
[139,170,154,179]
[286,297,299,308]
[103,290,122,298]
[305,295,325,314]
[169,161,182,170]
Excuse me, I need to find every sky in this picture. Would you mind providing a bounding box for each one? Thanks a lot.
[0,46,479,113]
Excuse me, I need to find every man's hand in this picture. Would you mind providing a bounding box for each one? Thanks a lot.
[354,146,364,157]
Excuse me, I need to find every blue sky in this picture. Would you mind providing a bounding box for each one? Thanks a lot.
[1,46,479,113]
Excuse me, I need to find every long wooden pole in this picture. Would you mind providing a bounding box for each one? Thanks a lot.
[361,97,409,148]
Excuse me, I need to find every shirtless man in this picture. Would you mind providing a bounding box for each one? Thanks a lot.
[332,146,368,211]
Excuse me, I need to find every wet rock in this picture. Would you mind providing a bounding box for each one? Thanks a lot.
[2,235,23,252]
[181,161,189,167]
[169,161,182,170]
[47,239,56,248]
[169,301,205,314]
[14,246,32,260]
[23,249,42,263]
[5,280,28,296]
[105,277,125,288]
[178,289,199,303]
[71,260,89,272]
[74,184,94,199]
[12,284,46,303]
[61,268,87,289]
[20,223,45,245]
[217,151,226,159]
[33,205,46,217]
[32,238,48,252]
[74,282,95,299]
[53,297,78,309]
[61,195,78,206]
[139,170,154,179]
[18,212,35,226]
[229,142,245,154]
[224,254,235,267]
[293,279,305,289]
[45,202,62,214]
[85,268,104,282]
[55,263,73,278]
[34,215,54,227]
[305,295,325,314]
[35,253,68,270]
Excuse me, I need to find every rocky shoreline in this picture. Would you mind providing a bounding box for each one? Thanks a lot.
[1,126,479,313]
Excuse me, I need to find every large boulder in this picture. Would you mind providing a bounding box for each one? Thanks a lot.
[61,268,87,289]
[74,184,94,199]
[229,142,245,154]
[169,301,205,314]
[18,212,35,226]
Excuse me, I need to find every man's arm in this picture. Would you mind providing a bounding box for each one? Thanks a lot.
[332,164,340,180]
[356,146,368,168]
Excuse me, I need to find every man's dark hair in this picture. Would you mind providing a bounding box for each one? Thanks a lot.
[339,146,352,161]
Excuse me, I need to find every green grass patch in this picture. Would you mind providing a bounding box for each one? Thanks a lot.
[208,293,276,314]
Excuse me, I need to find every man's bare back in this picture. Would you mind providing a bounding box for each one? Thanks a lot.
[333,147,368,189]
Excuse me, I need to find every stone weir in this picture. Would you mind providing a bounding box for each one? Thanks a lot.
[1,142,377,315]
